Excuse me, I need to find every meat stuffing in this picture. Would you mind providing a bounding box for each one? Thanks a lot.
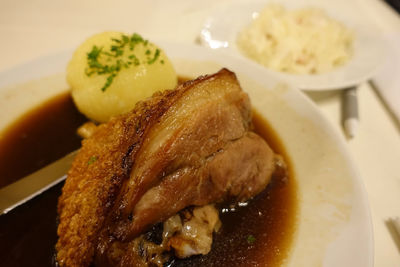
[56,68,283,266]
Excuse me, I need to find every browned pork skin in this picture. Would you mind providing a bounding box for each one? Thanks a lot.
[56,69,278,267]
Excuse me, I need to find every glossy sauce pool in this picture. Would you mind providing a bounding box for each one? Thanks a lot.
[0,92,297,267]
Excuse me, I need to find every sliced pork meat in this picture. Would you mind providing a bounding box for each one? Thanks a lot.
[56,68,281,267]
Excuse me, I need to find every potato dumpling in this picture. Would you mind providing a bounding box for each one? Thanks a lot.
[67,31,177,122]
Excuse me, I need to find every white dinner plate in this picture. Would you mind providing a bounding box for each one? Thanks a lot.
[200,0,386,90]
[0,42,373,266]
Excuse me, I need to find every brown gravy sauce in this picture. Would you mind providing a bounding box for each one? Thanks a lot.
[0,92,296,267]
[0,92,87,188]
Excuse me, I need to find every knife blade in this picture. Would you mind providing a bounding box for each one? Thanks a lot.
[0,150,78,215]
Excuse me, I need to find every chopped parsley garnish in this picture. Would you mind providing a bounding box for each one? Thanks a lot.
[147,49,160,64]
[88,156,98,165]
[85,33,163,92]
[247,234,256,244]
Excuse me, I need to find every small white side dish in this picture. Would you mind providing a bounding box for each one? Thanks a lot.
[200,0,386,90]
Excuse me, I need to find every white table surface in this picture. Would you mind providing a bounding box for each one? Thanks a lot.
[0,0,399,266]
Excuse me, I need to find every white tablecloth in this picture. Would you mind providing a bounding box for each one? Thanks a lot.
[0,0,399,266]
